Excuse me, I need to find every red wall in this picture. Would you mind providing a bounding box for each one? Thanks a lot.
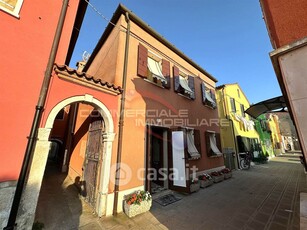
[0,0,79,181]
[260,0,307,48]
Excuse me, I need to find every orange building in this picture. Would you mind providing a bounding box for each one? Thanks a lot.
[81,4,225,215]
[1,3,226,227]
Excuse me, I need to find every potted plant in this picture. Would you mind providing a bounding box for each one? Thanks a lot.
[190,178,200,193]
[210,171,224,183]
[123,190,152,218]
[221,168,232,179]
[198,173,214,188]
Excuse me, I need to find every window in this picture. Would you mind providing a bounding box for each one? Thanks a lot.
[173,66,195,99]
[137,43,171,88]
[201,82,216,109]
[240,104,245,117]
[230,98,236,113]
[237,89,240,98]
[205,131,222,157]
[0,0,23,17]
[186,129,201,159]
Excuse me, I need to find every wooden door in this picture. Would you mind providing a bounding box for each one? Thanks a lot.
[83,114,104,209]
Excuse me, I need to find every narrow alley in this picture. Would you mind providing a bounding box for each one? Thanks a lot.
[35,153,306,230]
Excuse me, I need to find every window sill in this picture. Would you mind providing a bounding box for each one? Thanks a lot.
[209,154,223,158]
[178,93,193,100]
[188,157,201,161]
[144,78,165,89]
[0,8,20,18]
[204,104,216,110]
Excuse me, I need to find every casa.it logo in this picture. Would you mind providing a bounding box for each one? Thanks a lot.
[109,163,132,186]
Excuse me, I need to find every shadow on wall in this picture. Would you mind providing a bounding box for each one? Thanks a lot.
[0,181,16,229]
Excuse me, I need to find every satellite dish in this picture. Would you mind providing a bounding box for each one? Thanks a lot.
[82,51,91,62]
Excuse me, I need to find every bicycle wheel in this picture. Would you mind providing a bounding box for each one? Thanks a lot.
[240,158,249,170]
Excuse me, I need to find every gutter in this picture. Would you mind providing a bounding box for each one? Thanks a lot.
[112,12,130,216]
[4,1,69,229]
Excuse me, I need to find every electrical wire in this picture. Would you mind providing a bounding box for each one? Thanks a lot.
[82,0,126,32]
[81,0,214,87]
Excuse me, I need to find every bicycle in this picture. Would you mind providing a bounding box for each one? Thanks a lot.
[239,152,252,170]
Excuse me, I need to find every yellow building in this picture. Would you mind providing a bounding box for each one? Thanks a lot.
[267,113,283,155]
[216,83,260,169]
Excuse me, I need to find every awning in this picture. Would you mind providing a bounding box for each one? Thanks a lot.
[187,130,201,159]
[179,76,193,95]
[209,134,222,157]
[147,58,167,84]
[245,96,287,119]
[205,89,216,107]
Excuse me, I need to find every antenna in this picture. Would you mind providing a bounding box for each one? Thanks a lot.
[82,51,91,62]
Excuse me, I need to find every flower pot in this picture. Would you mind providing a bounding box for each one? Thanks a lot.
[190,182,200,193]
[223,172,232,179]
[212,174,224,183]
[200,179,213,188]
[123,200,152,218]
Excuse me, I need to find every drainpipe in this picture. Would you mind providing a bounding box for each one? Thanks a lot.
[221,87,240,169]
[113,12,130,216]
[4,0,69,229]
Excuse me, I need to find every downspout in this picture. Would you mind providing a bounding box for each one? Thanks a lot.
[113,12,130,216]
[4,0,69,229]
[222,87,240,169]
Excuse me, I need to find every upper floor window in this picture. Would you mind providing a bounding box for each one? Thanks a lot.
[201,82,216,109]
[173,66,195,100]
[0,0,23,17]
[230,98,236,113]
[240,104,245,117]
[237,89,240,98]
[137,43,171,88]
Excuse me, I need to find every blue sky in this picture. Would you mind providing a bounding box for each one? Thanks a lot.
[70,0,282,104]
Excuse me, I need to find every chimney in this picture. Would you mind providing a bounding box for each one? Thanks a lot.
[76,61,86,72]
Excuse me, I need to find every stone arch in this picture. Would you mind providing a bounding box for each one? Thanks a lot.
[17,94,116,228]
[45,94,114,133]
[45,94,116,216]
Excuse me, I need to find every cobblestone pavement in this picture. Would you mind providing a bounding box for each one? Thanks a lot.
[35,154,307,230]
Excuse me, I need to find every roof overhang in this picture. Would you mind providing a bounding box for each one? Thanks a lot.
[245,95,287,119]
[54,64,122,95]
[83,4,217,82]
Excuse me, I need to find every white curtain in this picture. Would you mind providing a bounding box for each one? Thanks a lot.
[179,76,193,95]
[147,57,167,83]
[205,90,216,106]
[187,130,200,159]
[209,134,222,156]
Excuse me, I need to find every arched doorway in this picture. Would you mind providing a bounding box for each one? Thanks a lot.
[18,94,115,228]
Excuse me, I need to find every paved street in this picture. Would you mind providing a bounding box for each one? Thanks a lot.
[35,154,307,230]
